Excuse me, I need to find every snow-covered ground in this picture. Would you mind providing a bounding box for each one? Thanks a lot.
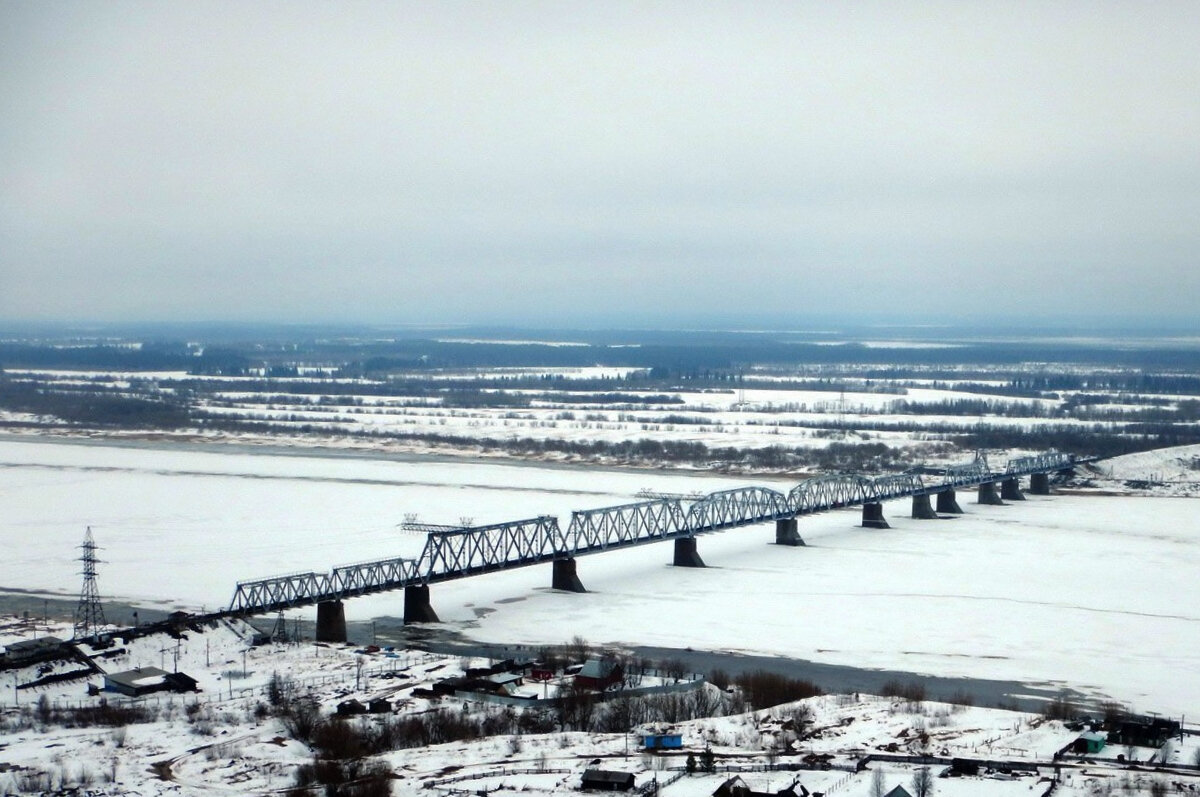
[3,618,1196,797]
[1077,444,1200,496]
[1,437,1198,719]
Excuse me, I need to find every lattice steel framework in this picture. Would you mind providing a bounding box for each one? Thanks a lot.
[787,474,874,513]
[230,570,328,613]
[1004,452,1073,475]
[73,527,106,639]
[569,498,687,553]
[330,556,421,596]
[942,459,991,486]
[227,450,1089,616]
[871,473,926,500]
[683,487,791,532]
[416,516,567,581]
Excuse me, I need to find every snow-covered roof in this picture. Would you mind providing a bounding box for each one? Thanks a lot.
[577,658,617,679]
[105,666,169,689]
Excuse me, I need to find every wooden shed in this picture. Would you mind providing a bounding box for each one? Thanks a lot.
[581,768,635,792]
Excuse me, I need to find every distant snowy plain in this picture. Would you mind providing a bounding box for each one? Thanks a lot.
[1,436,1197,717]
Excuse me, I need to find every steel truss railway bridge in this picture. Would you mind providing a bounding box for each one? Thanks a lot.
[227,451,1091,641]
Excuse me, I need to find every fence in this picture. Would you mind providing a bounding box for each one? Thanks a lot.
[424,766,572,790]
[456,670,706,708]
[827,770,855,793]
[639,769,687,794]
[2,650,445,711]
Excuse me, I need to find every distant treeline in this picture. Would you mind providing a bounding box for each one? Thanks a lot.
[187,414,924,472]
[8,333,1200,376]
[0,379,190,428]
[952,426,1200,458]
[890,397,1200,423]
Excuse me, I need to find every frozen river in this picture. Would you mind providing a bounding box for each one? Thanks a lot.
[1,435,1198,717]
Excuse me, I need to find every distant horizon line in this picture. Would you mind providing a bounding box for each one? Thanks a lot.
[3,316,1200,342]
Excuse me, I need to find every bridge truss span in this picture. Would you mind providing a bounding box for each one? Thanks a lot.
[418,515,568,582]
[569,498,686,554]
[330,556,421,597]
[230,570,329,613]
[871,473,926,501]
[943,460,991,487]
[788,474,874,513]
[225,449,1091,617]
[682,486,791,533]
[1005,451,1074,475]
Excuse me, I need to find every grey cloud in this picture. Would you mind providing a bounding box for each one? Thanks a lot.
[2,1,1199,326]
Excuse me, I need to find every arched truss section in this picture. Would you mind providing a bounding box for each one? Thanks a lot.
[871,473,925,500]
[568,498,687,554]
[415,516,567,583]
[1005,451,1073,474]
[788,474,874,513]
[682,487,791,533]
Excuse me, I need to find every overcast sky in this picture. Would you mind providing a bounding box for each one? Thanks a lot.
[2,2,1198,328]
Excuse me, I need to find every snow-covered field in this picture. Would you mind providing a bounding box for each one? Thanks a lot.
[1082,443,1200,496]
[2,437,1198,719]
[12,365,1169,460]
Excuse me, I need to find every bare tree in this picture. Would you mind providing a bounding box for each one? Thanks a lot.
[913,767,934,797]
[555,679,596,731]
[1156,742,1173,765]
[566,635,590,664]
[690,684,722,719]
[790,704,814,737]
[871,768,886,797]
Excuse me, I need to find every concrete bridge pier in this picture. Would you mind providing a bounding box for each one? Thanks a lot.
[935,489,964,514]
[977,482,1005,505]
[1001,477,1026,501]
[315,600,347,643]
[911,494,938,519]
[673,537,706,567]
[551,557,587,592]
[861,502,890,529]
[775,517,805,546]
[1029,472,1051,495]
[403,584,440,624]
